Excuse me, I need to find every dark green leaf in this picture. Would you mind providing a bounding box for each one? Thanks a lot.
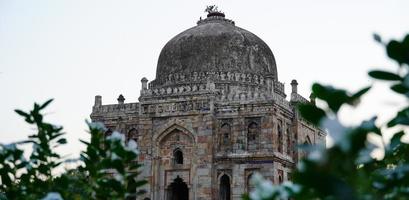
[387,107,409,127]
[348,86,371,107]
[388,131,404,153]
[39,99,53,110]
[14,109,30,118]
[50,133,65,141]
[312,83,350,112]
[56,138,67,144]
[368,70,402,81]
[351,86,371,100]
[298,104,326,125]
[387,39,409,66]
[390,84,409,95]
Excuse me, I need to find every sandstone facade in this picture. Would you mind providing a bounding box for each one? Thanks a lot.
[90,9,325,200]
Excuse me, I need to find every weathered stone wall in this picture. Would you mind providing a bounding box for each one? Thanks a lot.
[89,10,327,199]
[90,84,324,199]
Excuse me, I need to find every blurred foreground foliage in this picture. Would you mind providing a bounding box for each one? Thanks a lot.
[0,100,147,200]
[1,32,408,200]
[245,34,409,200]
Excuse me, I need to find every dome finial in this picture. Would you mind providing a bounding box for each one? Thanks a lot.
[205,5,225,17]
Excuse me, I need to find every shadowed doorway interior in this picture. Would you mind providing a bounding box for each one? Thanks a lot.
[219,174,231,200]
[167,176,188,200]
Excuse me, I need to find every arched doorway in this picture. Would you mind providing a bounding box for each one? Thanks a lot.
[247,122,260,151]
[167,176,188,200]
[219,174,231,200]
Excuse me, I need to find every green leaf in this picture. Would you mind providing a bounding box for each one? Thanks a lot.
[390,84,409,95]
[368,70,402,81]
[50,133,65,141]
[386,36,409,65]
[312,83,350,113]
[79,139,90,146]
[39,99,53,110]
[348,86,371,106]
[14,109,28,117]
[33,103,40,112]
[387,107,409,127]
[351,86,371,100]
[298,104,326,125]
[56,138,67,144]
[388,131,405,153]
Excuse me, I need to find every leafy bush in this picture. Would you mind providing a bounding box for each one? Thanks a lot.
[245,34,409,200]
[0,100,147,200]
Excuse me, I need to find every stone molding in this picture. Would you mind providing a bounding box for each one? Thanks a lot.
[140,70,290,105]
[150,71,267,88]
[141,99,211,116]
[92,102,139,114]
[290,93,309,104]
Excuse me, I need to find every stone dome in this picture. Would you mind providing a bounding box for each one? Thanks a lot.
[153,12,278,86]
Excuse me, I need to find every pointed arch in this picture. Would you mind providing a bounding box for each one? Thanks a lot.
[219,174,231,200]
[155,123,195,146]
[286,124,291,155]
[278,169,284,184]
[155,119,195,138]
[220,123,231,147]
[166,176,188,200]
[127,128,138,142]
[277,120,283,153]
[300,135,313,158]
[173,148,183,165]
[305,135,312,145]
[247,122,259,151]
[246,173,255,193]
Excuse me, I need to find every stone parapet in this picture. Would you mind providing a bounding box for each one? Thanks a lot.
[272,93,292,111]
[290,93,309,104]
[92,103,139,114]
[274,81,286,98]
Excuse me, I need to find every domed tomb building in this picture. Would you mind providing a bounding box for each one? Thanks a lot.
[90,7,325,200]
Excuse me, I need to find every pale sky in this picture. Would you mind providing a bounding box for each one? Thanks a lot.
[1,0,408,159]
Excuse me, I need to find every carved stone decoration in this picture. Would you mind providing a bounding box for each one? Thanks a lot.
[90,7,325,200]
[220,72,226,81]
[241,73,246,82]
